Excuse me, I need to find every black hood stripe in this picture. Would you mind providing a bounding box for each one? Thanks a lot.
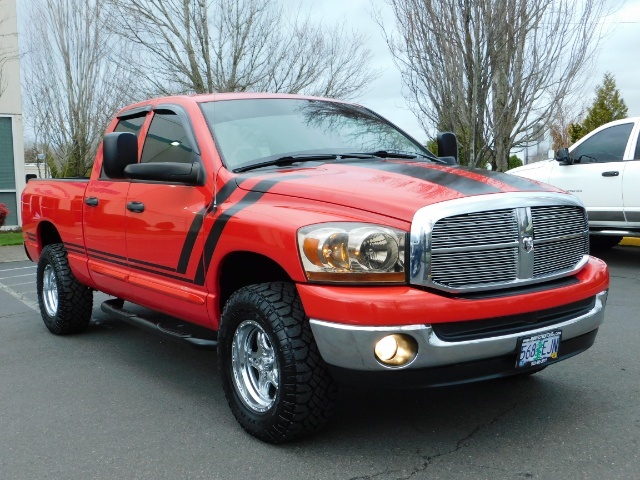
[456,167,552,192]
[193,175,307,286]
[354,162,503,195]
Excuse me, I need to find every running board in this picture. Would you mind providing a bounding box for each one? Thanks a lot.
[100,299,218,350]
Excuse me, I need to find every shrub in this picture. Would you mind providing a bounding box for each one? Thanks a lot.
[0,203,9,227]
[508,155,523,169]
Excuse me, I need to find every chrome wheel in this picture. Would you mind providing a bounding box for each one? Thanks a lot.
[231,319,279,413]
[42,264,58,317]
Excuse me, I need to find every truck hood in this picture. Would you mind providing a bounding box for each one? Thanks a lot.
[507,159,554,174]
[236,160,560,222]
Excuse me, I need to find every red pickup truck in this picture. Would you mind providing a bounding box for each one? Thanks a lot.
[22,93,609,443]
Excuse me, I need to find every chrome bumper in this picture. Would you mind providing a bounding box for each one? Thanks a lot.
[309,290,607,371]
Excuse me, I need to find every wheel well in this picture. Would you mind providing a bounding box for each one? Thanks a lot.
[218,252,292,312]
[38,222,62,251]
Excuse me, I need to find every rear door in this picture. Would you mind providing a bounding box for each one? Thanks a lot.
[123,106,212,326]
[84,108,150,295]
[549,121,634,227]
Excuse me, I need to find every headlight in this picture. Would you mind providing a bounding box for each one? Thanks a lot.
[297,223,406,283]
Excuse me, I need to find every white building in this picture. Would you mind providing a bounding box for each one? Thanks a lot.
[0,0,24,228]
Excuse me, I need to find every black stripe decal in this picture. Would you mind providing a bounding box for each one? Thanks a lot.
[176,206,207,274]
[65,247,85,255]
[193,176,306,286]
[88,252,195,284]
[86,247,128,261]
[176,178,247,274]
[356,162,502,195]
[456,167,552,192]
[129,257,177,272]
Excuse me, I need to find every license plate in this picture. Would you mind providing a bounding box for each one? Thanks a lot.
[516,331,562,368]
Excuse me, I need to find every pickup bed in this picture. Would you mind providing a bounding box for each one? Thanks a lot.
[22,93,609,443]
[508,117,640,249]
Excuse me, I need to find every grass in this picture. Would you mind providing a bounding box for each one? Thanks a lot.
[0,231,24,246]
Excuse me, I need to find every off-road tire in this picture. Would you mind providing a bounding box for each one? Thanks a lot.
[37,243,93,335]
[218,282,337,443]
[589,235,622,251]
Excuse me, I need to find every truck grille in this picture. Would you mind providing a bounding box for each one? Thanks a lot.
[411,196,589,293]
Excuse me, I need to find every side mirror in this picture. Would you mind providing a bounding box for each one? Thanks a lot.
[103,132,138,178]
[554,148,573,165]
[437,132,458,164]
[26,174,37,183]
[123,162,205,186]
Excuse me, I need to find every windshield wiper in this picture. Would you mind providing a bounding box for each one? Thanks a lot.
[234,154,339,173]
[346,150,443,162]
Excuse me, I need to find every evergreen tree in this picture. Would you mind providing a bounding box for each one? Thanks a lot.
[574,73,628,141]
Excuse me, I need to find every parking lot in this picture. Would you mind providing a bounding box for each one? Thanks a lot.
[0,247,638,480]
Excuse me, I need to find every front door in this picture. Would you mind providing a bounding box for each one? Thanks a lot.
[124,108,212,325]
[552,122,635,227]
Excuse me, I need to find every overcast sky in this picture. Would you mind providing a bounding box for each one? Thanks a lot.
[308,0,640,146]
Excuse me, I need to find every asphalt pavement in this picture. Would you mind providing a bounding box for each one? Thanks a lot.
[0,249,638,480]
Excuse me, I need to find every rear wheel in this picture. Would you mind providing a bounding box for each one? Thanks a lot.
[218,282,337,443]
[37,244,93,334]
[589,235,622,251]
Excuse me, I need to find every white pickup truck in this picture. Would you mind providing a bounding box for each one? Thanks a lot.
[508,117,640,249]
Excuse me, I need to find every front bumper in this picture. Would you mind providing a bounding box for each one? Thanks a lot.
[309,289,607,387]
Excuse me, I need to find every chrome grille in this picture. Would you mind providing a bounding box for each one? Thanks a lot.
[531,205,589,278]
[411,193,590,293]
[431,209,517,249]
[531,206,588,240]
[534,235,589,277]
[431,247,518,288]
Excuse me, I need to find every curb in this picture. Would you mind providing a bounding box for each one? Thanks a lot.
[620,237,640,247]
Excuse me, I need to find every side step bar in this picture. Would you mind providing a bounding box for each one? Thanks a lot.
[101,299,218,350]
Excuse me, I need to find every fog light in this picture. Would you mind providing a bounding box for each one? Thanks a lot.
[374,334,418,367]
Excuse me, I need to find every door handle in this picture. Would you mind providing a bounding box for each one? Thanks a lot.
[126,201,145,213]
[602,171,619,177]
[85,197,99,207]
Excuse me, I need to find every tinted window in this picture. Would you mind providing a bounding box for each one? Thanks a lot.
[200,99,432,170]
[141,112,193,164]
[635,129,640,160]
[101,115,147,179]
[114,115,146,135]
[571,123,633,163]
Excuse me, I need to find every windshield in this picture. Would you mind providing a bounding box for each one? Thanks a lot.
[200,98,433,171]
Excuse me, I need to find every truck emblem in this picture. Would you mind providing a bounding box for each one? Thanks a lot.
[522,236,534,253]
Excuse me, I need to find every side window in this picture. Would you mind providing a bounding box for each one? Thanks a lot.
[114,115,146,135]
[634,128,640,160]
[571,123,633,163]
[100,114,147,179]
[140,111,193,164]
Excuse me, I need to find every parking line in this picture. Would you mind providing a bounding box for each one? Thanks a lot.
[3,281,35,287]
[0,266,36,273]
[0,283,39,312]
[0,273,37,281]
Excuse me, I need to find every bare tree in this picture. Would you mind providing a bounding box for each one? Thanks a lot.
[381,0,608,170]
[22,0,138,177]
[106,0,376,99]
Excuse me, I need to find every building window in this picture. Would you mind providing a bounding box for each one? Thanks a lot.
[0,117,17,225]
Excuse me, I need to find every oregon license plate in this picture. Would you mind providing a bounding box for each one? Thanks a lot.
[516,331,562,368]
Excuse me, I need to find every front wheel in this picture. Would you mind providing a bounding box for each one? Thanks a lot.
[218,282,337,443]
[37,244,93,334]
